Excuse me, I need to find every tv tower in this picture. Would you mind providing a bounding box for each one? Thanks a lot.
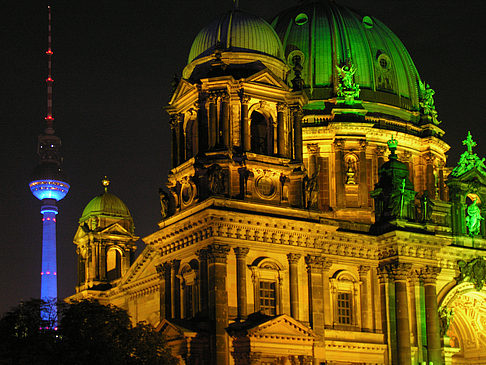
[29,6,69,324]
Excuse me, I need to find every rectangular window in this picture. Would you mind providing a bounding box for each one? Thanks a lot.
[259,281,276,315]
[337,292,352,325]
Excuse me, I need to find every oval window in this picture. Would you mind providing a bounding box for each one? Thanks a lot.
[295,13,308,26]
[362,16,373,29]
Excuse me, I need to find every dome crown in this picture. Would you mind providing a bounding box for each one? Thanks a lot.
[188,9,284,64]
[80,180,132,224]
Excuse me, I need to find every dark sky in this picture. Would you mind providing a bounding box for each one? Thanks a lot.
[1,0,484,314]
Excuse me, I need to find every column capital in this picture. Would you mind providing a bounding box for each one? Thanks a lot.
[170,259,181,270]
[419,266,441,284]
[305,254,326,272]
[359,139,368,150]
[424,151,436,164]
[276,102,287,112]
[287,253,302,264]
[155,263,170,278]
[358,265,371,277]
[234,246,249,259]
[307,143,320,154]
[239,92,251,104]
[290,104,303,115]
[206,244,231,264]
[375,145,387,157]
[387,262,412,281]
[221,92,230,103]
[195,248,208,260]
[333,138,345,150]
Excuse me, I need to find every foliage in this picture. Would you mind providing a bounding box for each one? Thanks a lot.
[0,299,177,365]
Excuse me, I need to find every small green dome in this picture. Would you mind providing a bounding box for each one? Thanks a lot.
[188,9,284,64]
[80,192,132,223]
[272,1,422,110]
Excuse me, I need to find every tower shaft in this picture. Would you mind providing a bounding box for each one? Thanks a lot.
[40,202,58,308]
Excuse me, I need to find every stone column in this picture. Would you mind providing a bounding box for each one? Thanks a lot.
[420,266,442,365]
[377,266,388,343]
[240,94,251,151]
[359,140,369,207]
[334,139,345,208]
[196,249,209,317]
[197,97,209,152]
[277,102,286,156]
[425,152,436,199]
[322,261,333,328]
[99,244,107,281]
[207,244,231,365]
[376,146,386,169]
[234,247,249,320]
[178,113,185,163]
[221,92,230,147]
[359,265,371,332]
[307,143,319,178]
[408,272,419,348]
[438,160,446,201]
[208,93,218,149]
[169,115,178,167]
[389,262,412,365]
[171,259,181,319]
[305,255,325,339]
[287,253,301,319]
[291,105,303,161]
[156,263,171,320]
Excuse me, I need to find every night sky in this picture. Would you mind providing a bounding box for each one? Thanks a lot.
[1,0,484,315]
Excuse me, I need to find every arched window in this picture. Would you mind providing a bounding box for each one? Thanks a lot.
[251,111,272,155]
[330,270,359,328]
[107,248,122,281]
[185,118,198,158]
[250,257,283,316]
[180,260,199,319]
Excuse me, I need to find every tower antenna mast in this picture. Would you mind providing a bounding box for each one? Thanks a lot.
[45,5,54,134]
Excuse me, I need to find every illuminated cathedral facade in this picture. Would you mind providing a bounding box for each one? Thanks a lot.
[68,2,486,364]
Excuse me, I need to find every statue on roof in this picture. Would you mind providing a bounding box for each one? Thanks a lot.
[419,80,441,125]
[336,59,360,104]
[450,132,486,177]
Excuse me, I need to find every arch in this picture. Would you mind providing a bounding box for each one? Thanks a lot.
[439,282,486,364]
[184,115,198,159]
[106,246,122,281]
[248,107,275,156]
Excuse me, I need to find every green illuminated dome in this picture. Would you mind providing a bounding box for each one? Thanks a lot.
[272,1,422,110]
[80,190,132,224]
[188,9,284,64]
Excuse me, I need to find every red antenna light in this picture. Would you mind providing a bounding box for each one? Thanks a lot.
[45,5,54,133]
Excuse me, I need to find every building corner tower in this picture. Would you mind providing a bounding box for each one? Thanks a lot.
[29,6,69,322]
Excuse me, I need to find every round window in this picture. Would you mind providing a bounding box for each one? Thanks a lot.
[295,13,308,26]
[377,53,391,71]
[362,16,373,29]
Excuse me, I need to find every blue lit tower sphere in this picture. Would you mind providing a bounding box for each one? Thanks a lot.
[29,6,69,325]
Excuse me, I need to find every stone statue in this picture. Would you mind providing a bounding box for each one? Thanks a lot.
[465,199,483,236]
[336,60,360,104]
[159,188,170,219]
[208,164,225,195]
[419,190,434,222]
[457,257,486,290]
[438,307,453,337]
[345,160,356,184]
[305,167,320,209]
[419,81,441,124]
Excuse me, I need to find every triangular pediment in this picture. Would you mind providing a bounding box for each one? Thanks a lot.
[156,319,198,340]
[244,69,288,90]
[169,79,197,105]
[451,167,486,186]
[100,222,133,237]
[245,314,315,339]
